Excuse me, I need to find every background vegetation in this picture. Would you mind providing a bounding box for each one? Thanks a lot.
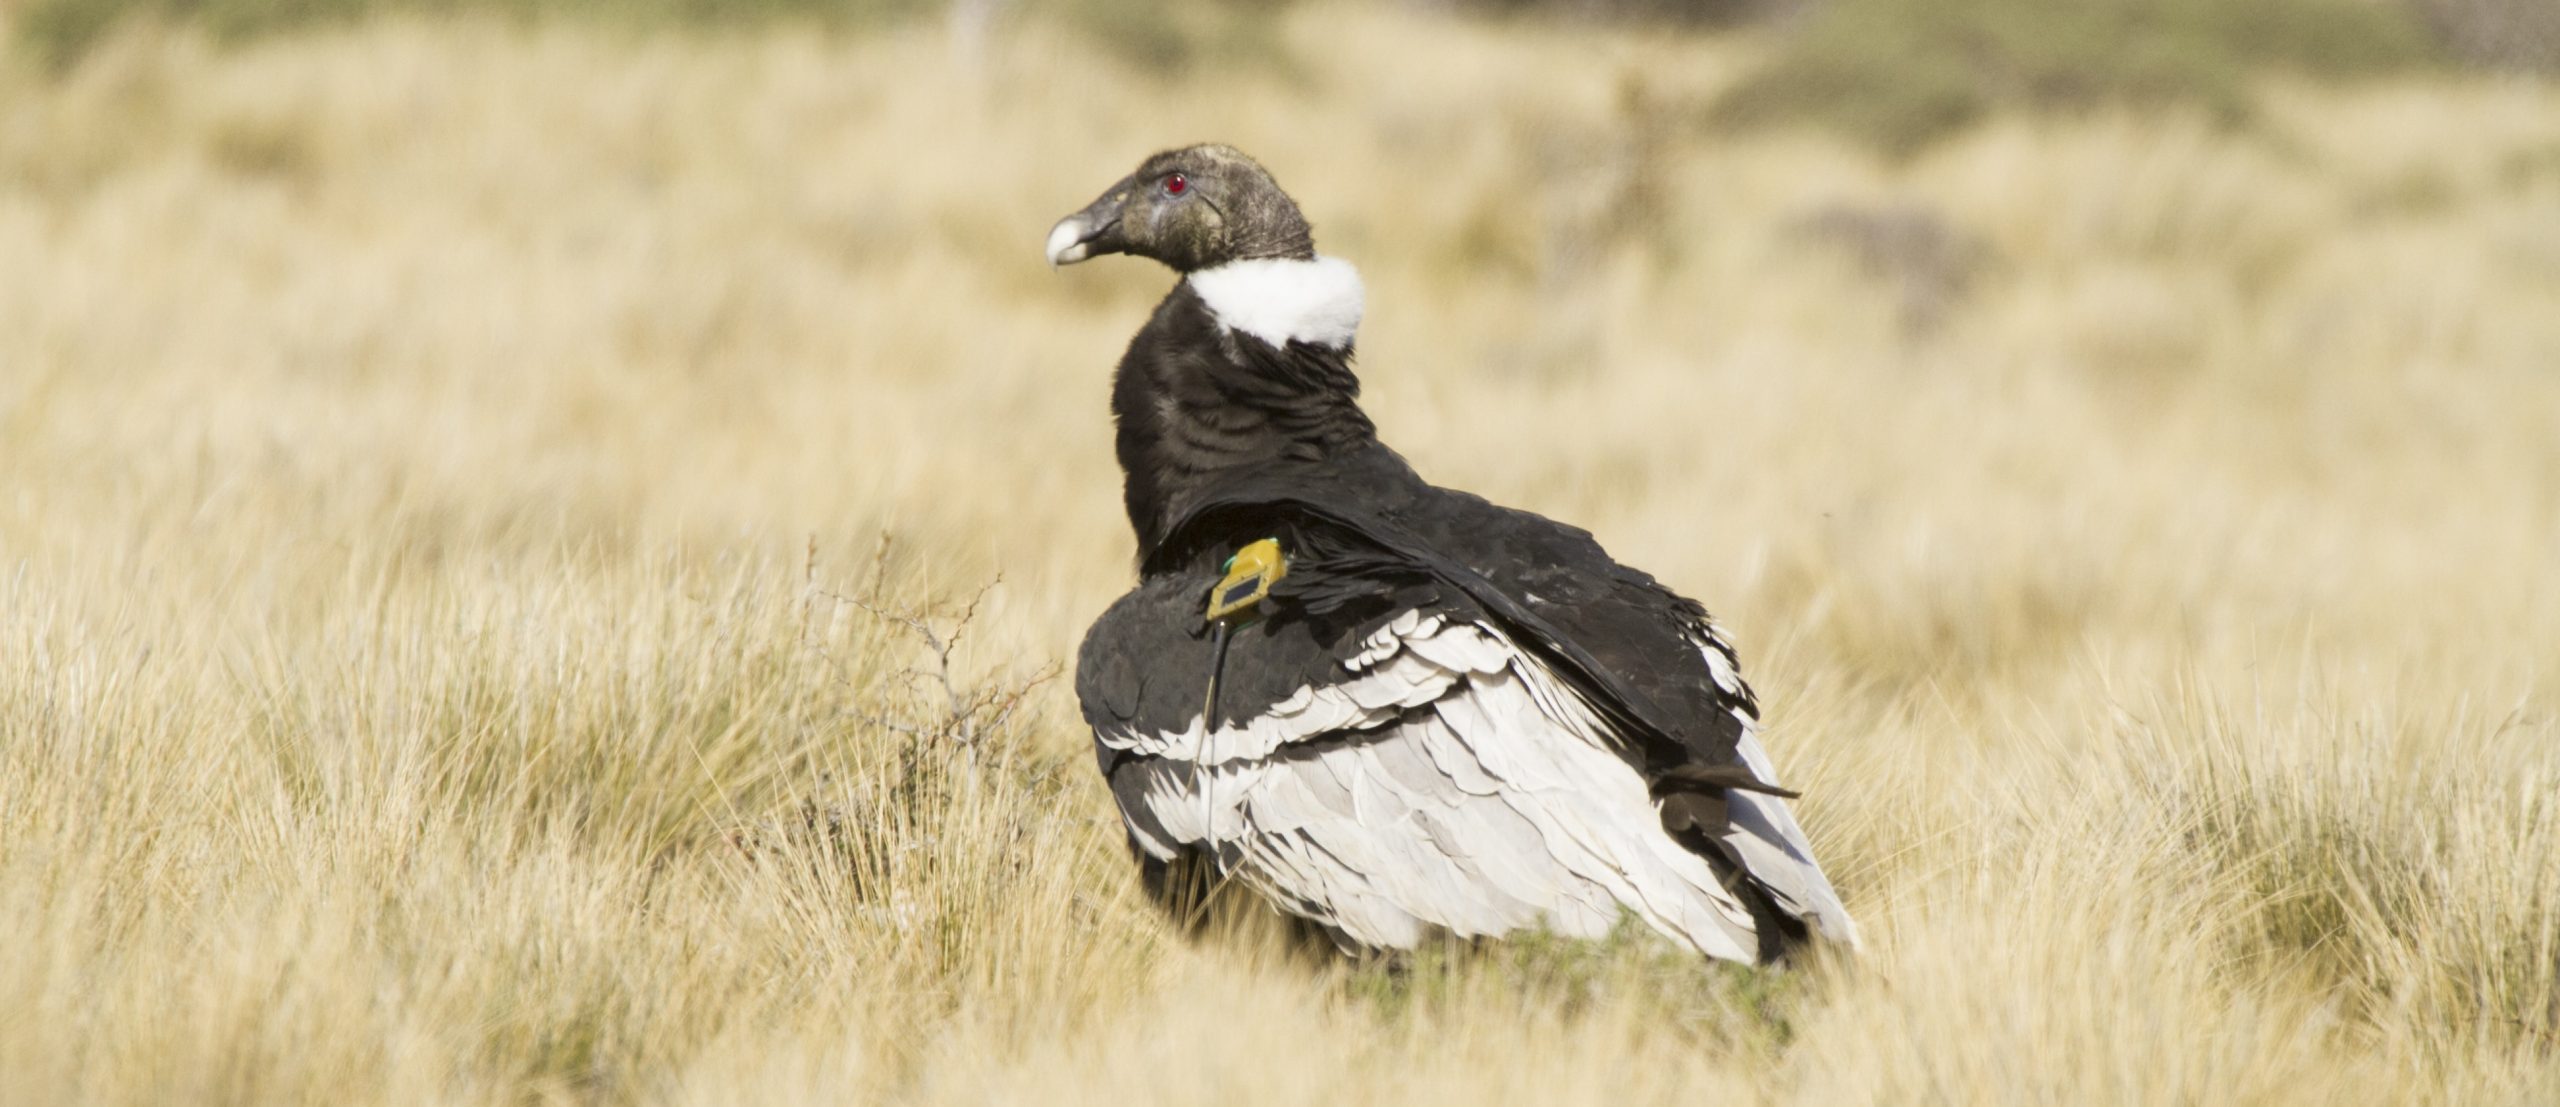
[3,0,2558,1103]
[17,0,2560,110]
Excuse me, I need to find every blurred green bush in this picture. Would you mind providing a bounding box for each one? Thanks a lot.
[1039,0,1294,78]
[2410,0,2560,72]
[1711,0,2448,155]
[15,0,936,70]
[12,0,1300,75]
[1432,0,1789,25]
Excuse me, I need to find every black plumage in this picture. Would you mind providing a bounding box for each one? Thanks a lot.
[1053,144,1855,961]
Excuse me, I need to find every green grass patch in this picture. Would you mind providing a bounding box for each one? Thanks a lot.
[1344,918,1814,1052]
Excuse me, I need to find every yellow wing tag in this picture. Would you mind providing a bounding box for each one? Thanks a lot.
[1205,538,1288,623]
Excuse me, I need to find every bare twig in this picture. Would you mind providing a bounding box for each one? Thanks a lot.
[803,537,1058,757]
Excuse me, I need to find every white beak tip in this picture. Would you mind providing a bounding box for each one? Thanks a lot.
[1045,218,1092,268]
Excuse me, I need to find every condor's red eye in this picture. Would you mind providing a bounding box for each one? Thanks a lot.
[1163,174,1188,196]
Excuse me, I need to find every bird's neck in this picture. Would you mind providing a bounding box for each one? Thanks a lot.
[1111,275,1402,559]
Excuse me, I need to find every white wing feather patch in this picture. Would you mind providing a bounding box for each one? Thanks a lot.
[1690,632,1861,948]
[1723,724,1862,947]
[1095,611,1490,765]
[1700,637,1745,697]
[1101,615,1856,961]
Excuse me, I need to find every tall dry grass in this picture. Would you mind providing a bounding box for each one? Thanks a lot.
[3,5,2558,1102]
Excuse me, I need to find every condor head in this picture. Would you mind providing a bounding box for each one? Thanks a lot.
[1045,143,1316,274]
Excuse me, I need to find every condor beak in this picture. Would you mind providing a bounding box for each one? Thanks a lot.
[1045,215,1106,267]
[1045,175,1137,268]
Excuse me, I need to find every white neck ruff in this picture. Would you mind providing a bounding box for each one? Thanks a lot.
[1186,256,1364,349]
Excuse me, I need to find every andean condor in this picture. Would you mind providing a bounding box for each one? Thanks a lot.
[1050,143,1858,963]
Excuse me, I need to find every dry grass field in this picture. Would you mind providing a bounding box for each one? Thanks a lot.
[5,4,2560,1102]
